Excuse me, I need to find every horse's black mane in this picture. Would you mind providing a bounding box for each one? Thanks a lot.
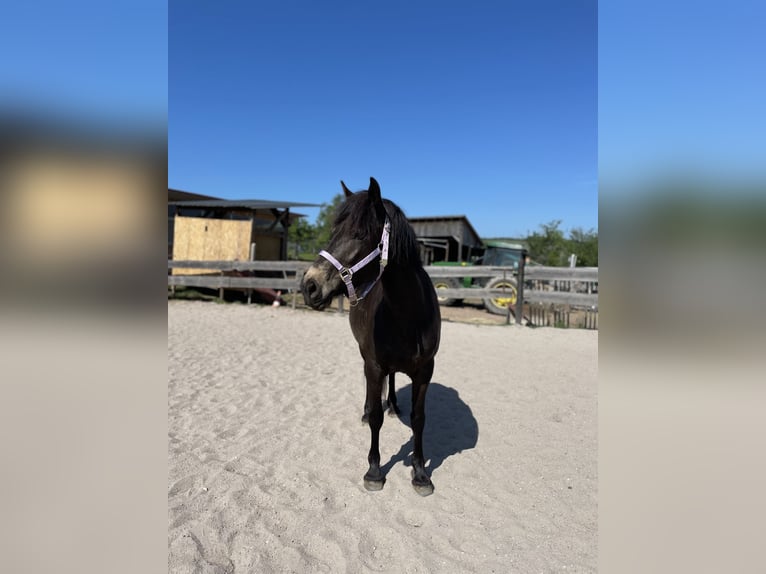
[333,192,421,267]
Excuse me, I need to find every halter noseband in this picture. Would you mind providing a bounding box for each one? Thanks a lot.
[318,218,390,306]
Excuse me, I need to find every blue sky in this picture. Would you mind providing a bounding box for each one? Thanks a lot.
[2,2,761,238]
[1,1,166,127]
[169,1,597,238]
[599,1,765,189]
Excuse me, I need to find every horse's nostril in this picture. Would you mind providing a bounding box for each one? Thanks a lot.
[304,278,317,296]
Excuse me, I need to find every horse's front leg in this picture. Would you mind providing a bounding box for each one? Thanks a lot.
[363,361,386,491]
[410,359,435,496]
[361,373,398,423]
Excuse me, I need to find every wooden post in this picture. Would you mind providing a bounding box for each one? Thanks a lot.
[515,252,526,325]
[247,242,256,304]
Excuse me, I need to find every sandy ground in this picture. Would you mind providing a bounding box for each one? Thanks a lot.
[168,300,597,573]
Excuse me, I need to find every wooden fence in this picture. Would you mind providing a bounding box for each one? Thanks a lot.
[168,260,311,308]
[168,260,598,327]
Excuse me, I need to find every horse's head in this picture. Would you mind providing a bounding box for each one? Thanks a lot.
[301,177,388,310]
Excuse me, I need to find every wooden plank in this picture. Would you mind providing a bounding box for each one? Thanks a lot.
[430,288,517,299]
[429,286,589,302]
[169,260,311,272]
[525,266,599,281]
[168,276,300,289]
[170,261,596,281]
[424,265,598,282]
[525,291,598,306]
[424,266,518,278]
[172,217,252,275]
[168,280,593,304]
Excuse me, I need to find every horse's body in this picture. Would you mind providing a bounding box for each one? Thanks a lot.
[301,177,441,495]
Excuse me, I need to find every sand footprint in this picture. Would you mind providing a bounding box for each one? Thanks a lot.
[436,493,465,515]
[357,526,402,572]
[397,507,431,529]
[223,455,260,478]
[168,475,201,498]
[187,529,235,574]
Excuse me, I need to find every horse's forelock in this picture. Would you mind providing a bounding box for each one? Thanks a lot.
[333,192,378,240]
[332,192,421,267]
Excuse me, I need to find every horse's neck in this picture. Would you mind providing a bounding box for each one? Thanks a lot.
[380,264,427,310]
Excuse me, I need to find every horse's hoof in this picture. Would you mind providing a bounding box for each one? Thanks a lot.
[412,480,434,497]
[411,469,434,496]
[363,478,385,491]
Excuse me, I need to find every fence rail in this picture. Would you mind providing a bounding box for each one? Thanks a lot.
[168,275,300,290]
[167,260,598,323]
[422,264,598,308]
[168,260,311,272]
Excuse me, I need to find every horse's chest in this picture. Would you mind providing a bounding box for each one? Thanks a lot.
[350,305,436,371]
[374,322,430,369]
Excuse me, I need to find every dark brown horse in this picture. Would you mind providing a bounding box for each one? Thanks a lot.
[301,177,441,495]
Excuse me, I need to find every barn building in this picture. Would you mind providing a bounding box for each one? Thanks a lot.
[168,188,319,266]
[407,215,483,264]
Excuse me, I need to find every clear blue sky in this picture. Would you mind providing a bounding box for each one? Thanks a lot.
[2,2,761,237]
[169,1,597,238]
[1,1,166,128]
[599,1,765,190]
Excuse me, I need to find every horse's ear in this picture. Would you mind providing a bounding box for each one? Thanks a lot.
[368,177,387,221]
[340,180,353,198]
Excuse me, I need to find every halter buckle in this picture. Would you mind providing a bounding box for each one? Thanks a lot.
[339,267,352,282]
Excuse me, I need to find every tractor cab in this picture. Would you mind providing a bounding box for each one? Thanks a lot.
[474,240,526,268]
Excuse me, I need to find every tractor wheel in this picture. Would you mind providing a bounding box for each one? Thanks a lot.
[433,278,461,306]
[483,276,518,315]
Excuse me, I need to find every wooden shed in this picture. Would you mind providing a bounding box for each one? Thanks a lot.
[407,215,483,264]
[168,189,319,272]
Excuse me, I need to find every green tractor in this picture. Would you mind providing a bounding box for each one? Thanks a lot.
[431,240,526,315]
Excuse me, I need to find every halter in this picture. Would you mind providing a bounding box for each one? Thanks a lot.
[319,218,390,306]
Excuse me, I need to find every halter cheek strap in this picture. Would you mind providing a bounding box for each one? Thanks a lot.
[319,218,390,306]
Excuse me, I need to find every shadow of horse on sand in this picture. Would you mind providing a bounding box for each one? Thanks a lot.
[379,381,479,482]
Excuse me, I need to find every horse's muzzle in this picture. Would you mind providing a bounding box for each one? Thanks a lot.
[300,275,327,310]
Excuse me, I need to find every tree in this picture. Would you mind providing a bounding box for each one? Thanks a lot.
[287,216,316,259]
[567,227,598,266]
[525,221,598,266]
[314,193,344,247]
[286,193,345,260]
[525,220,569,266]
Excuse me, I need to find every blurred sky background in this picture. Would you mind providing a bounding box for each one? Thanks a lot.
[599,1,765,192]
[0,1,166,130]
[168,1,598,238]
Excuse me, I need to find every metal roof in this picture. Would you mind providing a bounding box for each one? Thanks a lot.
[168,188,221,202]
[483,239,526,251]
[169,199,321,209]
[407,215,482,247]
